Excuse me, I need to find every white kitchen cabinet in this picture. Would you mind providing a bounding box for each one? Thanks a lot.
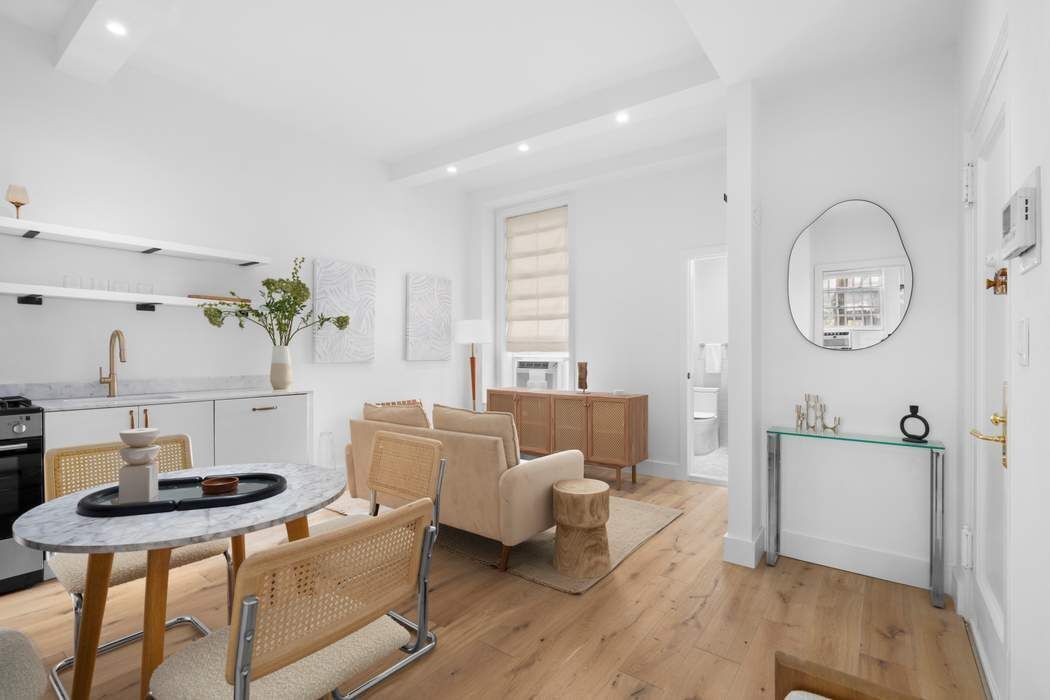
[46,406,139,450]
[214,394,310,465]
[140,401,214,467]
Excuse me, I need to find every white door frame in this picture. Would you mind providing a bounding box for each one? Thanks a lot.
[958,18,1010,698]
[681,245,728,483]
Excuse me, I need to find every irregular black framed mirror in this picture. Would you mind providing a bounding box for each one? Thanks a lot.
[788,200,913,350]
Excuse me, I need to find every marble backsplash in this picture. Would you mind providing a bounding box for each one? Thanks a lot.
[0,375,270,400]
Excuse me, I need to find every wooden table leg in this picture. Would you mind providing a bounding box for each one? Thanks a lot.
[140,548,172,700]
[616,467,623,491]
[71,552,114,700]
[631,465,637,484]
[285,516,310,542]
[230,534,246,579]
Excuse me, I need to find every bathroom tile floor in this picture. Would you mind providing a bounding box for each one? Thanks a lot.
[690,446,728,484]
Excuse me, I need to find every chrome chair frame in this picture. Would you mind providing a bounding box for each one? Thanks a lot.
[49,550,233,700]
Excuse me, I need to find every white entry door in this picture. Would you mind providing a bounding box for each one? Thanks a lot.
[965,69,1010,695]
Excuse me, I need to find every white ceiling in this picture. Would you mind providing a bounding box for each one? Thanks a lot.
[674,0,961,85]
[141,0,708,160]
[0,0,960,193]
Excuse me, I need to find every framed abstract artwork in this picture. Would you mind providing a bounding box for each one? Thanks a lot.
[405,272,451,361]
[313,258,375,362]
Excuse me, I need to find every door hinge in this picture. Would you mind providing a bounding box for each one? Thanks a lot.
[962,162,976,207]
[960,526,974,569]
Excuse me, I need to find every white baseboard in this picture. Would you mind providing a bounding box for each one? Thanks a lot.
[635,459,685,480]
[780,530,927,588]
[723,528,765,568]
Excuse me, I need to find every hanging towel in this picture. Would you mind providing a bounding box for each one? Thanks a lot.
[703,343,723,374]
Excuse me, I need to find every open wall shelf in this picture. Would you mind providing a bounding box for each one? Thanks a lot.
[0,216,269,267]
[0,282,204,311]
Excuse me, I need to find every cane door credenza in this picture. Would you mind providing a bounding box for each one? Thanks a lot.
[487,388,648,489]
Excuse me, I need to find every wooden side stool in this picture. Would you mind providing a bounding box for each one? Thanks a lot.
[553,478,611,578]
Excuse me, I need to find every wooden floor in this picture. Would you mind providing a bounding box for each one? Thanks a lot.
[0,471,984,699]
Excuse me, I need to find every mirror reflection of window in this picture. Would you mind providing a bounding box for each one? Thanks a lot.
[788,200,913,351]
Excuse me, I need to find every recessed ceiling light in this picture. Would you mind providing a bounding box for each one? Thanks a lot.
[105,20,127,36]
[446,165,458,174]
[615,111,631,124]
[517,143,530,153]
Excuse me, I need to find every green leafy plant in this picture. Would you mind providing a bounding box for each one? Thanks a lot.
[201,257,349,346]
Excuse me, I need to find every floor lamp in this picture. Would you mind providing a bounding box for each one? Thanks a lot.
[454,319,494,411]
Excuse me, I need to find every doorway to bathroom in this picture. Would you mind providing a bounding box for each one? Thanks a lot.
[684,247,728,485]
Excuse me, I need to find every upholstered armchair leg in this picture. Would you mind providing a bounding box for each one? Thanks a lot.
[498,545,512,571]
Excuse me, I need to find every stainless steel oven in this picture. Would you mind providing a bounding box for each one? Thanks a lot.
[0,397,44,593]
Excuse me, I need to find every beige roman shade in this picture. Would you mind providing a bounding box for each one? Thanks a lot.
[504,206,570,353]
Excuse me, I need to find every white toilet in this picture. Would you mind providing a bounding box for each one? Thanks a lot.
[693,386,720,455]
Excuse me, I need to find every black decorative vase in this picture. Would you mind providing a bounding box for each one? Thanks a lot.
[900,405,930,443]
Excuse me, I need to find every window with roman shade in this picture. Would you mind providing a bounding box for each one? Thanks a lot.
[504,206,570,353]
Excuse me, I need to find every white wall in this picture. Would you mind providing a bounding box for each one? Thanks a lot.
[0,20,468,451]
[469,156,727,478]
[756,50,961,587]
[961,2,1050,697]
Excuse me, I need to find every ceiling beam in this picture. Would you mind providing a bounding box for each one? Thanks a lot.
[54,0,174,84]
[388,58,721,187]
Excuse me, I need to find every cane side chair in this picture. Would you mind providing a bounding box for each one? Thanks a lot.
[150,498,439,699]
[43,435,233,699]
[310,431,446,538]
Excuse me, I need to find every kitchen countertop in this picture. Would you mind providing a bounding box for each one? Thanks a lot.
[35,387,312,412]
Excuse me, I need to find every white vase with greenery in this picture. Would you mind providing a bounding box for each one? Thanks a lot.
[201,257,349,390]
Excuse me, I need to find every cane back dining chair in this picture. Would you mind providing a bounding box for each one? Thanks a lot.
[43,435,234,699]
[308,430,446,538]
[150,498,439,699]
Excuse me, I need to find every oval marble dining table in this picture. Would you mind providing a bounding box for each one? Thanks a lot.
[13,462,346,700]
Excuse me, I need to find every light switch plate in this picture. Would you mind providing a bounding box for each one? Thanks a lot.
[1016,318,1030,366]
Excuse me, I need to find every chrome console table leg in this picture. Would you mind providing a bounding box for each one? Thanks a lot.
[766,432,780,566]
[929,449,945,608]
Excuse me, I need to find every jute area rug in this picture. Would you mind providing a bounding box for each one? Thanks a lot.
[437,496,682,594]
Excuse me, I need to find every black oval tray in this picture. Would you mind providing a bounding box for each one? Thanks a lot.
[77,473,287,518]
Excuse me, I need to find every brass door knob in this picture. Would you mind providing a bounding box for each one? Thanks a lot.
[990,413,1006,425]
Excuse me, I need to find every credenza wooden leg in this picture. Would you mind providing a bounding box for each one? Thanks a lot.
[632,465,637,483]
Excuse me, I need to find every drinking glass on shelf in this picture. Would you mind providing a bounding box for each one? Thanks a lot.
[62,274,81,288]
[109,280,130,293]
[136,282,155,294]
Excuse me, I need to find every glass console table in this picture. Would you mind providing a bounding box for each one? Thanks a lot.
[765,426,947,608]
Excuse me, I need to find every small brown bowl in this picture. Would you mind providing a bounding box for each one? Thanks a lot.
[201,476,239,496]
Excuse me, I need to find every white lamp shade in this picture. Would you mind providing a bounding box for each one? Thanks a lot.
[454,319,494,344]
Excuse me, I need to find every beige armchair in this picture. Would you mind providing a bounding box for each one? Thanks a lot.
[347,413,583,570]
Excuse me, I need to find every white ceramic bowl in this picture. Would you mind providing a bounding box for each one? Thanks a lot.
[120,445,160,466]
[119,427,159,448]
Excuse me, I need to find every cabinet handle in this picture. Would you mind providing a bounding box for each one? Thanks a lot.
[129,410,136,429]
[143,408,150,428]
[252,405,278,412]
[0,443,29,452]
